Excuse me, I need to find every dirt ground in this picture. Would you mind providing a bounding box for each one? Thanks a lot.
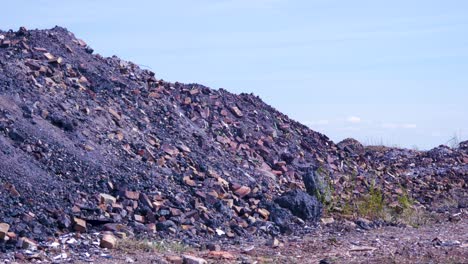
[92,218,467,264]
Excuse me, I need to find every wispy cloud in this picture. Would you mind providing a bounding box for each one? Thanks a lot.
[346,116,361,124]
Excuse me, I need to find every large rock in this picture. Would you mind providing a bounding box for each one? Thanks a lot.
[302,168,332,204]
[263,201,295,234]
[274,189,322,222]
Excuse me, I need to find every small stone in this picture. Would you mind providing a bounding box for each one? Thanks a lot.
[8,185,20,197]
[115,232,127,239]
[124,190,140,200]
[43,52,55,60]
[7,232,17,240]
[33,47,47,52]
[319,258,333,264]
[1,39,11,48]
[21,238,37,250]
[349,246,377,252]
[125,257,135,263]
[134,214,145,223]
[215,228,225,236]
[206,243,221,251]
[170,208,182,216]
[157,220,177,231]
[49,56,63,64]
[100,234,117,249]
[77,38,87,46]
[167,255,183,264]
[242,245,255,254]
[229,106,243,118]
[234,186,251,198]
[321,217,335,225]
[343,220,357,230]
[182,255,207,264]
[73,217,87,232]
[183,176,196,187]
[439,240,461,247]
[356,218,373,230]
[268,238,281,248]
[162,144,179,156]
[146,223,156,233]
[14,252,25,260]
[103,223,125,232]
[257,208,270,219]
[208,251,235,259]
[0,223,10,239]
[140,193,154,209]
[100,193,117,205]
[108,108,121,120]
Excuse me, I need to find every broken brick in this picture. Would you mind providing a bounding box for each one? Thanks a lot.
[100,233,117,249]
[100,193,117,205]
[0,223,10,239]
[73,218,87,232]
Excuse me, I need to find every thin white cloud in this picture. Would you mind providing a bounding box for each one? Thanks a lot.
[347,116,361,124]
[402,124,417,129]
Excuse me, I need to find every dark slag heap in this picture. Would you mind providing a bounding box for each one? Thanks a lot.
[0,27,466,251]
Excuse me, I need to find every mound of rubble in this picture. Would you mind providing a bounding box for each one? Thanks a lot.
[0,27,466,253]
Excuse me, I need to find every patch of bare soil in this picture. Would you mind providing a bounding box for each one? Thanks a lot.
[94,218,467,264]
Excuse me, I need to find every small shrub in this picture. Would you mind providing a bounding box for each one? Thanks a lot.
[398,193,412,209]
[356,186,385,219]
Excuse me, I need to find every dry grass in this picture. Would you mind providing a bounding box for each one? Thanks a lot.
[116,238,190,254]
[337,185,436,227]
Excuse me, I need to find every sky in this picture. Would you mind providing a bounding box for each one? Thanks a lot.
[2,0,467,149]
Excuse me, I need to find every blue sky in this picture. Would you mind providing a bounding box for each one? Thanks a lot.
[2,0,467,149]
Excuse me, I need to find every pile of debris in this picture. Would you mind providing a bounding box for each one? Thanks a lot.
[0,27,466,255]
[363,143,467,209]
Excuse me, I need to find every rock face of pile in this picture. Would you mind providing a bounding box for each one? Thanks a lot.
[0,27,466,248]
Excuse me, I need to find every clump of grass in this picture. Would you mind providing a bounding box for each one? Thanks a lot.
[356,186,385,220]
[117,239,190,254]
[393,189,438,227]
[336,184,435,227]
[398,205,431,227]
[434,197,459,209]
[341,202,354,216]
[398,192,413,210]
